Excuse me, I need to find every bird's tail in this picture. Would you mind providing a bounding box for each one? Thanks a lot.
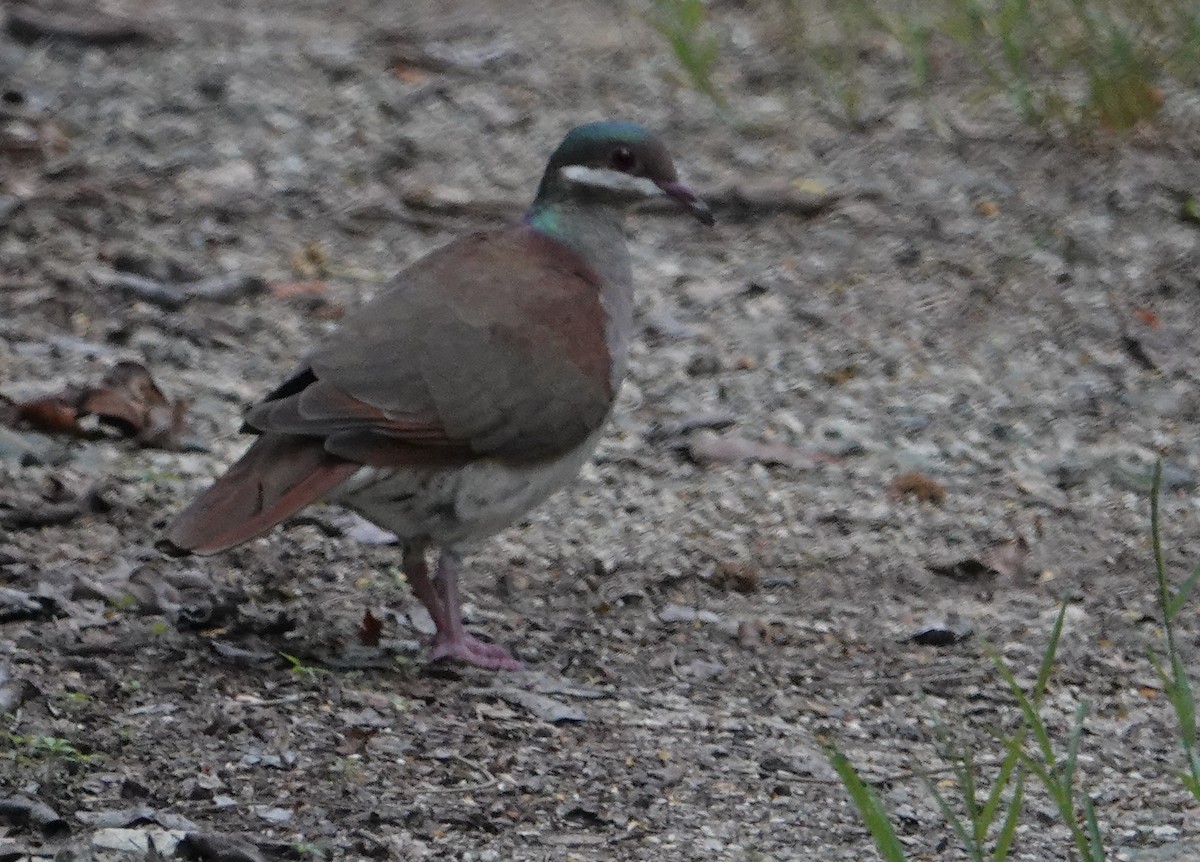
[166,434,358,555]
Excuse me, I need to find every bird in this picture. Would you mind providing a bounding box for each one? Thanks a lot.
[167,120,713,671]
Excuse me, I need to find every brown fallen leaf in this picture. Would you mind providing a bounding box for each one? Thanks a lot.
[737,618,770,649]
[79,361,189,449]
[889,470,947,504]
[1132,307,1160,329]
[357,609,383,647]
[821,364,859,386]
[712,561,760,594]
[3,361,188,449]
[314,302,345,320]
[15,393,84,436]
[269,280,328,299]
[0,116,70,161]
[391,64,431,84]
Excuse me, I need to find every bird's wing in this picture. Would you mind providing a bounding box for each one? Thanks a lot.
[247,226,617,466]
[167,227,618,555]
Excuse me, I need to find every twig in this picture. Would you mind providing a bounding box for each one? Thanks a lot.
[420,754,498,795]
[5,5,156,45]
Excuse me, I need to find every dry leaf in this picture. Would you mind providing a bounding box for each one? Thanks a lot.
[270,280,328,299]
[1132,307,1160,329]
[889,471,947,504]
[391,65,430,84]
[712,561,760,594]
[821,365,858,386]
[79,361,189,449]
[314,302,345,320]
[3,361,188,449]
[15,393,84,436]
[357,609,382,647]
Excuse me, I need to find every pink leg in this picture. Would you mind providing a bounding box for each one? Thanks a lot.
[425,550,523,671]
[402,543,451,632]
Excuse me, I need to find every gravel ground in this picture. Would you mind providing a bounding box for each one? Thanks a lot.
[2,1,1200,860]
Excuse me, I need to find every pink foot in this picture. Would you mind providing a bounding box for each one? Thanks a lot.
[428,634,524,671]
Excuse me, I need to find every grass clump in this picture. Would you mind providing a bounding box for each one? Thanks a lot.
[1149,459,1200,802]
[925,0,1190,132]
[826,460,1197,859]
[653,0,1200,133]
[650,0,724,105]
[825,604,1100,861]
[4,731,92,764]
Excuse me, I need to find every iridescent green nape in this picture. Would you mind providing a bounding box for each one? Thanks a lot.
[525,206,562,238]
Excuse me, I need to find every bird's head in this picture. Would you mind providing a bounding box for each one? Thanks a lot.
[535,120,713,225]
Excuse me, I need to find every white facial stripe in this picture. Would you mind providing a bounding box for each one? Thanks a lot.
[560,165,663,198]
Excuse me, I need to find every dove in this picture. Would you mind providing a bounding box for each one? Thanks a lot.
[168,121,713,669]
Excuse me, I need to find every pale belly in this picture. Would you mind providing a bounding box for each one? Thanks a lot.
[331,429,604,547]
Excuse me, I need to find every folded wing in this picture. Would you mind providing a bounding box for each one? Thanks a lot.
[167,227,614,554]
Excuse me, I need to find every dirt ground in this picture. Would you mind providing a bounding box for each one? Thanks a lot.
[3,1,1200,859]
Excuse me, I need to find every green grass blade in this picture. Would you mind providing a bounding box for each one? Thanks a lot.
[927,709,984,845]
[1034,603,1069,704]
[978,742,1023,839]
[923,773,982,862]
[990,769,1025,862]
[826,748,909,862]
[961,751,980,835]
[1062,702,1089,788]
[1168,658,1196,749]
[990,648,1055,767]
[1017,749,1093,861]
[1166,563,1200,618]
[1184,749,1200,802]
[1083,796,1105,862]
[1149,458,1200,755]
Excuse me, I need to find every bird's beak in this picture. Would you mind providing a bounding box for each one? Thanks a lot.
[657,180,715,226]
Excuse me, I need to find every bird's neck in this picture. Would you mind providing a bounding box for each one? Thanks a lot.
[524,199,631,288]
[524,198,636,388]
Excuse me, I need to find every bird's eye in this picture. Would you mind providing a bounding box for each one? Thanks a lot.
[610,146,637,172]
